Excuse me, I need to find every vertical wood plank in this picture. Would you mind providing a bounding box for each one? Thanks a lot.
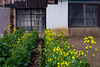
[0,7,10,34]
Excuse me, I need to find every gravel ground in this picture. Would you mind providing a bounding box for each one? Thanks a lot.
[67,38,100,67]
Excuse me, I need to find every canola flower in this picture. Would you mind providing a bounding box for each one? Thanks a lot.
[84,36,97,67]
[42,30,89,67]
[7,25,11,30]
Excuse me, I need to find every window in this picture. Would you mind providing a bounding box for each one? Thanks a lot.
[69,4,98,27]
[16,9,46,32]
[48,0,58,4]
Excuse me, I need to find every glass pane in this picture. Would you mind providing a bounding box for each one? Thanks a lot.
[71,12,83,19]
[32,10,35,14]
[85,12,97,19]
[36,10,42,14]
[71,19,83,26]
[24,15,30,21]
[23,9,30,14]
[24,22,27,26]
[42,9,45,14]
[32,15,35,20]
[17,9,23,14]
[27,22,31,26]
[84,20,98,26]
[21,22,24,26]
[34,20,41,26]
[17,22,21,26]
[85,4,98,11]
[17,15,23,21]
[32,22,34,26]
[70,4,83,11]
[36,15,42,20]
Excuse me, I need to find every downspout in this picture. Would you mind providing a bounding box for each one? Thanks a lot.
[26,0,27,8]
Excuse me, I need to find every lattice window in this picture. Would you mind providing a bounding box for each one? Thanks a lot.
[16,9,46,32]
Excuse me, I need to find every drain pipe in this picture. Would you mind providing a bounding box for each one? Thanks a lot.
[26,0,27,8]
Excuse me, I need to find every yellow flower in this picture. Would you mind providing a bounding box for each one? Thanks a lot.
[58,65,60,67]
[90,37,93,39]
[77,56,79,58]
[72,45,74,47]
[86,51,88,53]
[48,58,52,61]
[84,37,88,40]
[7,25,11,30]
[87,40,90,43]
[95,48,97,51]
[68,46,70,48]
[71,61,73,63]
[89,46,92,48]
[65,61,69,66]
[93,54,95,57]
[80,61,82,63]
[85,46,88,49]
[57,62,60,65]
[84,54,87,57]
[81,52,84,55]
[72,56,75,59]
[38,45,42,48]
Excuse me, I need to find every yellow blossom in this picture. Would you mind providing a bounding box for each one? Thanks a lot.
[48,58,52,61]
[84,54,87,57]
[72,56,75,59]
[85,46,88,49]
[80,61,82,63]
[93,54,95,57]
[86,51,88,53]
[89,46,92,48]
[95,48,97,51]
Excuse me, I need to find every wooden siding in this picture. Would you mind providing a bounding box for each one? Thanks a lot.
[0,0,25,5]
[0,7,10,34]
[0,0,47,8]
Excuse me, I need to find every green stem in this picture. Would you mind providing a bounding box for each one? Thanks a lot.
[89,40,93,67]
[90,48,93,67]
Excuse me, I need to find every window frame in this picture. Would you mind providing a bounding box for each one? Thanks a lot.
[16,8,46,32]
[48,0,58,4]
[68,3,99,27]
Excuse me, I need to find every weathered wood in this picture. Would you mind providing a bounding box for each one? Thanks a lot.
[27,0,37,8]
[38,0,47,8]
[0,0,47,8]
[0,7,10,34]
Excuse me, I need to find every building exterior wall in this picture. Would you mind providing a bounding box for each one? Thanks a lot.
[46,0,68,34]
[0,7,10,35]
[69,27,100,38]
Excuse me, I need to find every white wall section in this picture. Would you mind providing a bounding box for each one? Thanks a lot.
[46,0,68,29]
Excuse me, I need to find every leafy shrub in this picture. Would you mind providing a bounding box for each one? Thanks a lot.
[0,28,39,67]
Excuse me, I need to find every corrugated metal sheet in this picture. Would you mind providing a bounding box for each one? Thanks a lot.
[0,7,10,34]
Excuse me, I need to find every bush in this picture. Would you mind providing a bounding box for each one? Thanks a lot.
[0,29,39,67]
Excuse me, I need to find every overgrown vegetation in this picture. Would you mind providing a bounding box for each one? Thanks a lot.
[40,29,90,67]
[0,26,39,67]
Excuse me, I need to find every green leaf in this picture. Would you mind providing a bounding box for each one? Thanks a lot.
[0,58,4,62]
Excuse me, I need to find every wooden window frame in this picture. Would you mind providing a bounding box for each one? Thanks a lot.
[16,8,46,32]
[48,0,58,4]
[68,3,99,27]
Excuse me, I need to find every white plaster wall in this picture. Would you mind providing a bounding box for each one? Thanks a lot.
[46,0,68,29]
